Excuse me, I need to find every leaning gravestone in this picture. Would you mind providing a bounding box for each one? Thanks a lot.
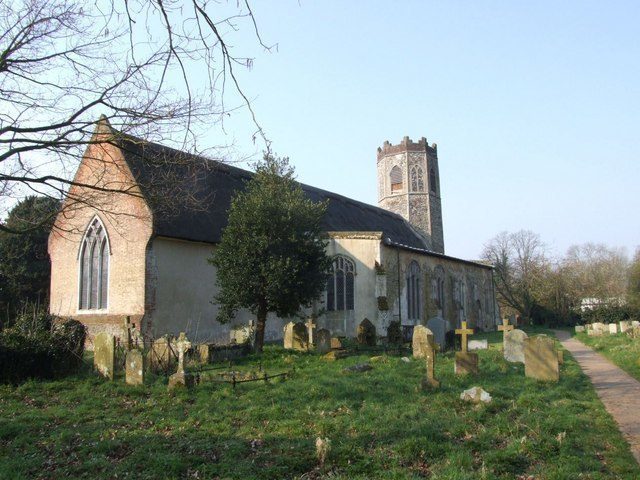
[524,335,559,382]
[125,349,144,386]
[412,325,434,359]
[94,332,115,380]
[284,322,308,351]
[468,339,488,351]
[504,329,528,363]
[427,317,446,350]
[315,329,331,354]
[357,318,376,346]
[619,321,632,333]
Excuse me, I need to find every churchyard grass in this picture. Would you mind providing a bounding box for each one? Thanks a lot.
[0,331,638,479]
[576,331,640,382]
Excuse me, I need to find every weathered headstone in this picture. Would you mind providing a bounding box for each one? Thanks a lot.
[455,321,474,352]
[412,325,434,359]
[150,336,176,373]
[168,332,194,390]
[421,332,439,388]
[619,321,632,333]
[468,339,488,351]
[94,332,115,380]
[427,317,446,349]
[357,318,376,346]
[632,321,640,329]
[291,322,309,350]
[125,349,144,386]
[315,328,331,354]
[330,337,343,349]
[524,335,559,382]
[575,325,585,333]
[198,344,211,363]
[455,352,478,375]
[386,320,403,345]
[591,322,606,336]
[504,329,528,363]
[608,323,618,335]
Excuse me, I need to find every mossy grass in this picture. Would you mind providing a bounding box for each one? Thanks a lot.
[0,330,638,479]
[576,331,640,381]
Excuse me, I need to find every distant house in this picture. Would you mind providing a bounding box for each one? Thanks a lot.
[48,119,499,346]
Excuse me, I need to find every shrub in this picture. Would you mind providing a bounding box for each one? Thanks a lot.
[581,304,636,324]
[0,318,86,384]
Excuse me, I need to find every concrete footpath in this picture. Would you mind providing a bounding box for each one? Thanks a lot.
[553,330,640,464]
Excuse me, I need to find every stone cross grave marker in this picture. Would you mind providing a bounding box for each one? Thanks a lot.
[168,332,194,390]
[412,325,434,359]
[315,328,331,354]
[524,335,559,382]
[498,318,514,342]
[125,349,144,386]
[455,321,474,352]
[94,332,115,380]
[305,318,317,345]
[421,331,440,389]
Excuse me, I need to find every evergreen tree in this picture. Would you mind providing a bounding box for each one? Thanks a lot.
[209,155,331,352]
[0,196,60,319]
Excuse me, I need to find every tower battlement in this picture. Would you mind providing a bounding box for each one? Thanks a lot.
[377,136,437,161]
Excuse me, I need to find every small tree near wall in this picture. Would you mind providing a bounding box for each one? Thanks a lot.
[209,155,331,353]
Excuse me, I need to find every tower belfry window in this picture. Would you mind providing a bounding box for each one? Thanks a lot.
[390,166,403,193]
[410,166,424,192]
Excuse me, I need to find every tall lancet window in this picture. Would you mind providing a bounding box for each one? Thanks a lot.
[407,261,421,322]
[79,217,110,310]
[326,255,355,311]
[390,165,403,193]
[410,166,424,192]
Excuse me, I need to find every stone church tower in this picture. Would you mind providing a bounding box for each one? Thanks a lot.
[377,136,444,253]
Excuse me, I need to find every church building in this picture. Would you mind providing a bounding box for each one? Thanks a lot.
[48,120,499,347]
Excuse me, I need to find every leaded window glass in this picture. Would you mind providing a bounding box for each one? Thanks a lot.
[410,166,424,192]
[326,256,355,311]
[79,217,110,310]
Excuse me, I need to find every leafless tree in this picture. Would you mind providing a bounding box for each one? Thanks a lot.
[482,230,548,320]
[0,0,274,234]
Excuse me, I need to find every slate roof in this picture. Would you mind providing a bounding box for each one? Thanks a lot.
[115,132,429,250]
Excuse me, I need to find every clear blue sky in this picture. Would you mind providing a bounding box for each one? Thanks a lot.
[209,1,640,260]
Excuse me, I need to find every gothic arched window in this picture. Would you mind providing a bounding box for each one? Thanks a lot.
[79,217,110,310]
[429,167,437,193]
[432,266,445,309]
[390,166,403,193]
[326,256,355,311]
[407,261,421,321]
[410,166,424,192]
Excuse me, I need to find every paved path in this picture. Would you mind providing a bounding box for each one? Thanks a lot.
[554,330,640,464]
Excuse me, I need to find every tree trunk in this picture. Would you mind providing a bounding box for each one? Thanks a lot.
[254,301,267,354]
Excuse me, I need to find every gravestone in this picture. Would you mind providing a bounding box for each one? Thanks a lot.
[316,329,331,354]
[455,321,474,352]
[421,331,439,389]
[412,325,434,359]
[455,352,478,375]
[591,322,606,336]
[575,325,585,333]
[497,318,514,341]
[305,318,317,345]
[122,316,133,351]
[125,349,144,386]
[284,322,308,351]
[427,317,446,349]
[504,329,528,363]
[557,350,564,365]
[357,318,376,346]
[150,336,176,373]
[231,322,254,345]
[198,344,212,363]
[524,335,559,382]
[94,332,115,380]
[632,321,640,329]
[168,332,194,390]
[468,339,488,351]
[608,323,618,335]
[619,321,632,333]
[330,337,343,349]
